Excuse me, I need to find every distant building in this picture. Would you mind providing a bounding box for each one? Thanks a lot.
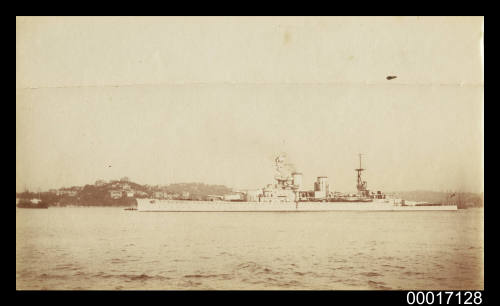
[223,193,243,201]
[120,177,130,182]
[207,195,224,201]
[126,191,135,197]
[154,191,166,199]
[171,193,180,199]
[57,189,78,197]
[135,191,148,198]
[95,179,107,187]
[48,189,58,194]
[181,191,190,199]
[122,184,131,191]
[109,190,123,199]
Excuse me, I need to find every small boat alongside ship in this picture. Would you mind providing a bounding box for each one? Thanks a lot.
[137,154,458,212]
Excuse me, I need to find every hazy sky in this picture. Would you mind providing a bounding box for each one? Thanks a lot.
[16,17,484,193]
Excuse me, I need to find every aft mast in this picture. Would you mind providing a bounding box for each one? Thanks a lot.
[355,154,369,197]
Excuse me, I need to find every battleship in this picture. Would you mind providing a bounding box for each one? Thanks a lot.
[137,154,458,212]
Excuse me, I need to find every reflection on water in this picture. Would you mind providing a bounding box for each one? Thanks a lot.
[16,207,483,290]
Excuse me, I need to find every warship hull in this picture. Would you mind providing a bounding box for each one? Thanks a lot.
[137,199,457,212]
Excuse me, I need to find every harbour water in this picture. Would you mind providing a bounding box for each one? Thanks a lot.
[16,207,483,290]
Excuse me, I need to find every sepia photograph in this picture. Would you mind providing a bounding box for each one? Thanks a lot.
[16,16,484,291]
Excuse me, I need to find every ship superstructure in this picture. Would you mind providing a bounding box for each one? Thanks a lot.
[253,154,384,203]
[258,154,300,202]
[136,154,458,212]
[355,153,369,197]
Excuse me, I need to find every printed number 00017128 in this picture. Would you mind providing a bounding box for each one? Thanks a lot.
[407,292,482,305]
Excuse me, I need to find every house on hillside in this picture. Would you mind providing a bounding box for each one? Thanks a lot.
[57,189,78,197]
[95,179,107,187]
[109,190,123,199]
[135,191,149,198]
[154,191,166,199]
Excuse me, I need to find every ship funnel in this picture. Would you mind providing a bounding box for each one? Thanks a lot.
[314,176,329,199]
[292,172,302,188]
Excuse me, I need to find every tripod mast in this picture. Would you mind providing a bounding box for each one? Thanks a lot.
[355,154,368,194]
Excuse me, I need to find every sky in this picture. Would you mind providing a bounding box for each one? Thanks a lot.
[16,16,484,193]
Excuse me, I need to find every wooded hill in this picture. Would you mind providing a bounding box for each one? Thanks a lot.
[16,181,233,207]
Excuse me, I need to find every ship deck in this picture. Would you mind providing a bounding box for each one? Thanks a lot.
[136,199,457,212]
